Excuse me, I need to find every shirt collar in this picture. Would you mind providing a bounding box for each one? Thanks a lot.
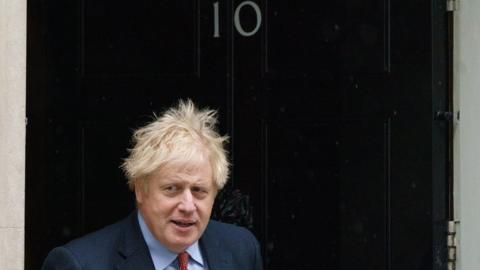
[137,211,205,269]
[185,240,204,267]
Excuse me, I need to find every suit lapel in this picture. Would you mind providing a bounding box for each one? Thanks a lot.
[200,222,233,270]
[115,211,155,270]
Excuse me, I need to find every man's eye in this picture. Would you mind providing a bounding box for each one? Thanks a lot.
[164,186,178,192]
[193,187,208,194]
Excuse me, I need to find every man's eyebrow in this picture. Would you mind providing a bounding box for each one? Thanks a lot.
[192,181,211,186]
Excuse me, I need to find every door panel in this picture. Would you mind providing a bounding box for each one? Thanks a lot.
[27,0,449,269]
[265,122,341,269]
[266,0,388,74]
[84,0,198,76]
[337,120,387,270]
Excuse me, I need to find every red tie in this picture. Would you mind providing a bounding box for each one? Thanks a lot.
[178,251,189,270]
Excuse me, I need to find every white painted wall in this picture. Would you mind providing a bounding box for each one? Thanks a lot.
[0,0,26,269]
[454,1,480,269]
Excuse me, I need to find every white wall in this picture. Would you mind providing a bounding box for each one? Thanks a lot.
[0,0,26,269]
[454,1,480,269]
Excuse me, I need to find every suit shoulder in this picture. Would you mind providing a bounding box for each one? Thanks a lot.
[47,215,128,269]
[42,221,122,270]
[46,217,129,268]
[207,220,258,243]
[64,219,124,253]
[42,246,83,270]
[204,220,263,269]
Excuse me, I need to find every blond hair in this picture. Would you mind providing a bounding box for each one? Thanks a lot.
[121,99,230,190]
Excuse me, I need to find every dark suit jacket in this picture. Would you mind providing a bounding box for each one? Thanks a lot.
[42,211,263,270]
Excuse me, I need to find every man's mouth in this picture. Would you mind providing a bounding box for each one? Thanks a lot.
[172,220,196,228]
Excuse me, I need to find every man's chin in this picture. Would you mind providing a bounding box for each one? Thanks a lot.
[166,239,197,253]
[165,230,199,249]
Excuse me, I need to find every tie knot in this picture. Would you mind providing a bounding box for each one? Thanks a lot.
[178,251,189,270]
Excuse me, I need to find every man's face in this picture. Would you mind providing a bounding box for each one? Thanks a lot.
[136,158,217,253]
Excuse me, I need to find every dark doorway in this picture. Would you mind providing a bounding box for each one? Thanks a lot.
[26,0,450,269]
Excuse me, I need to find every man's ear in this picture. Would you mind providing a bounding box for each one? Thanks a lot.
[134,180,145,204]
[213,187,220,199]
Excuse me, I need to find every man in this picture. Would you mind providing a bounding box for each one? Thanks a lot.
[42,100,263,270]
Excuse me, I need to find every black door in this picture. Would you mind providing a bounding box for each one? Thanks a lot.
[27,0,450,269]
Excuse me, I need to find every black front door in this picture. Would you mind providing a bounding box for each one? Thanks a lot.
[27,0,449,269]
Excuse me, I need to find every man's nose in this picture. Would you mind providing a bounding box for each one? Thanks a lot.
[179,190,196,212]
